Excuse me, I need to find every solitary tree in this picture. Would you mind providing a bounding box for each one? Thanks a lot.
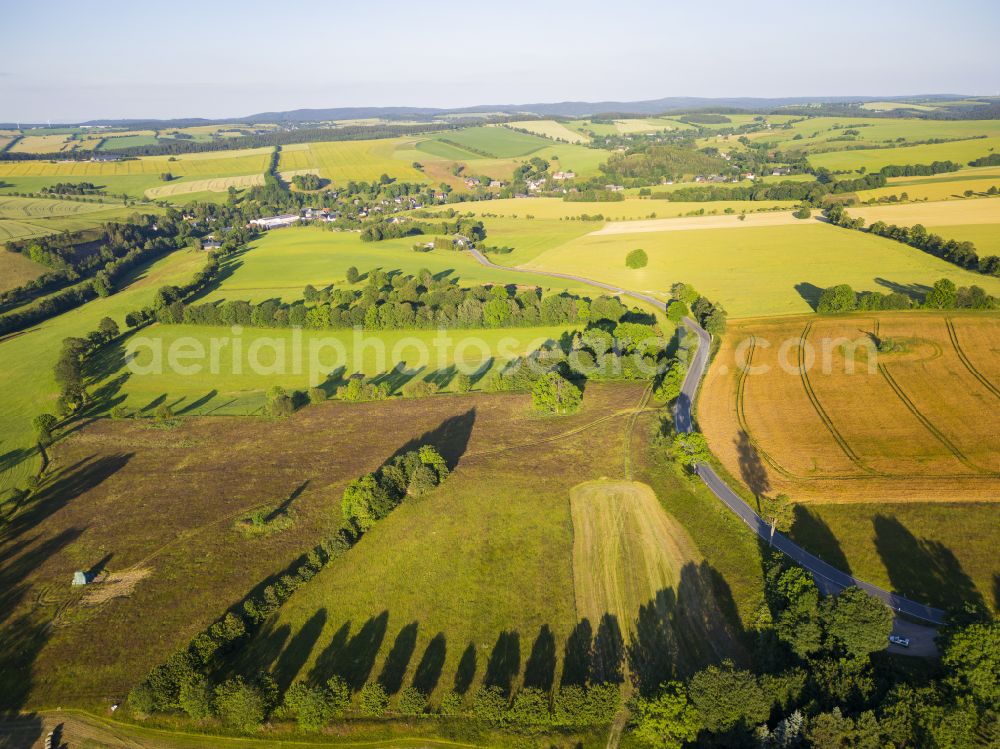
[670,432,711,469]
[758,493,794,545]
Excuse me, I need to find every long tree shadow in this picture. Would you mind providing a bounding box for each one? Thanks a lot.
[873,515,984,612]
[787,505,852,576]
[735,430,770,499]
[308,621,351,685]
[874,277,933,302]
[411,632,446,694]
[176,390,220,415]
[560,619,593,687]
[523,625,556,691]
[483,631,520,696]
[310,612,389,690]
[591,614,625,685]
[0,454,132,550]
[389,408,476,471]
[453,643,477,694]
[378,621,418,694]
[272,609,327,691]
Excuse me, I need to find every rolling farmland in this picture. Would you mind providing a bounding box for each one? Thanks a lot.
[276,139,426,184]
[520,221,1000,317]
[506,120,589,143]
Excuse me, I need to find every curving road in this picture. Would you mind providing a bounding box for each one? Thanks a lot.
[467,246,947,634]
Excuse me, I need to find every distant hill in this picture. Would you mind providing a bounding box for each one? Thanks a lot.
[5,94,983,129]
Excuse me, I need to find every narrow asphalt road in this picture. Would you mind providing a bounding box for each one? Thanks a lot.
[466,247,946,639]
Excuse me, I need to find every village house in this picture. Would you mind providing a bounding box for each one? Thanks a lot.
[552,171,576,181]
[605,184,625,192]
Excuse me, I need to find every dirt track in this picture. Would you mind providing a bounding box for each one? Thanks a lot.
[590,210,810,235]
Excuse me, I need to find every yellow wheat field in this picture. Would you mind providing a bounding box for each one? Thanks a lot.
[699,313,1000,503]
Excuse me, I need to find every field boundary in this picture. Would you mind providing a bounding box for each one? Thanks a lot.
[945,318,1000,399]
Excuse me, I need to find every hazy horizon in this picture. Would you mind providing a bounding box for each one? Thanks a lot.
[4,0,999,122]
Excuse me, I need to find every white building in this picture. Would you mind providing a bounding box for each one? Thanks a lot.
[249,214,300,230]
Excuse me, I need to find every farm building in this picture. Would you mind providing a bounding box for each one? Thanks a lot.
[249,214,300,230]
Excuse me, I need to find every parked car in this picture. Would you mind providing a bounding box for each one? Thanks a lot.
[889,635,910,647]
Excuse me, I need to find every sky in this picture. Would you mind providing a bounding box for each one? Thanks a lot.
[3,0,999,122]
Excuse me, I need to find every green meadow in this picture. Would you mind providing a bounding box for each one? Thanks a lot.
[426,126,551,158]
[808,135,1000,173]
[0,248,208,497]
[106,322,575,417]
[519,221,1000,317]
[199,226,589,304]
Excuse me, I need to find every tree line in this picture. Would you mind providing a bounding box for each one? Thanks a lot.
[0,215,198,337]
[825,204,1000,277]
[817,278,997,313]
[158,269,601,332]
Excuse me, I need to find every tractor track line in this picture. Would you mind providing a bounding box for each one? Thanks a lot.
[945,318,1000,399]
[797,322,876,474]
[877,362,993,475]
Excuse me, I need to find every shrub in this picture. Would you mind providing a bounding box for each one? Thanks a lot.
[398,686,429,715]
[154,403,174,421]
[626,248,649,268]
[793,205,812,220]
[357,682,389,717]
[471,685,508,725]
[508,686,551,725]
[179,676,214,720]
[531,371,582,414]
[402,379,440,398]
[453,373,472,392]
[327,675,352,714]
[308,387,326,404]
[110,404,129,419]
[439,691,465,715]
[283,682,334,731]
[214,677,268,731]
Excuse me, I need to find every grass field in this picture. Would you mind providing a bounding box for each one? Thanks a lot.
[198,226,588,302]
[519,222,1000,317]
[0,195,124,219]
[0,250,47,292]
[0,247,207,498]
[506,121,589,143]
[425,126,550,158]
[808,135,1000,173]
[699,312,1000,502]
[0,203,156,242]
[788,502,999,614]
[276,140,426,185]
[925,223,1000,256]
[569,480,743,678]
[223,383,747,708]
[106,321,577,416]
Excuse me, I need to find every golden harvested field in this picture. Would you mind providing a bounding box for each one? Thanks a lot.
[444,196,795,221]
[856,167,1000,202]
[143,173,264,198]
[507,120,589,143]
[0,148,272,179]
[850,198,1000,228]
[8,134,73,154]
[699,313,1000,504]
